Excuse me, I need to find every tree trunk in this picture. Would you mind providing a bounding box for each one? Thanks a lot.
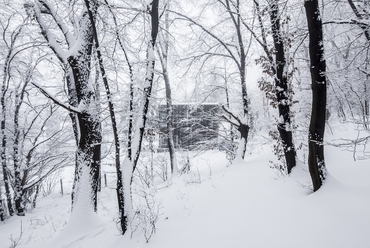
[32,0,102,212]
[269,0,296,174]
[158,6,178,176]
[71,111,101,211]
[120,0,159,233]
[0,195,4,221]
[84,0,126,234]
[165,79,178,176]
[68,24,101,211]
[131,0,159,176]
[238,123,249,159]
[364,56,369,129]
[1,157,13,216]
[225,0,249,159]
[32,184,40,209]
[13,88,25,216]
[1,115,14,216]
[1,34,17,217]
[305,0,327,192]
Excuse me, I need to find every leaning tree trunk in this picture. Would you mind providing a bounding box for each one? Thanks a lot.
[269,0,296,174]
[305,0,327,191]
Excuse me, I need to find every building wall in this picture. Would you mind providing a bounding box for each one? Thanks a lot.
[158,104,219,150]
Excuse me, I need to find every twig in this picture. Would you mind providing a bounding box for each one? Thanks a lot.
[31,82,81,114]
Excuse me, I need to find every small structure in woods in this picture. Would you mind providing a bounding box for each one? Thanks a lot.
[158,104,219,150]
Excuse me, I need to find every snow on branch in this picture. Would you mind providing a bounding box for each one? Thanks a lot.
[29,1,67,63]
[31,82,81,114]
[37,0,75,47]
[323,19,370,28]
[167,10,240,69]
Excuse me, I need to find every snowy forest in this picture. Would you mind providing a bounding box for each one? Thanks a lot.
[0,0,369,247]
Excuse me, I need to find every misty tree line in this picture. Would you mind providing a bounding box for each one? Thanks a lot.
[0,0,368,236]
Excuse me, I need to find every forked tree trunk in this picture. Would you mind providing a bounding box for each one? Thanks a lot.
[119,0,159,234]
[32,0,101,211]
[305,0,327,191]
[225,0,249,159]
[84,0,126,234]
[131,0,159,175]
[67,10,101,211]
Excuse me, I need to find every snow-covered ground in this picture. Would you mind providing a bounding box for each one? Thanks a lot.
[1,123,369,248]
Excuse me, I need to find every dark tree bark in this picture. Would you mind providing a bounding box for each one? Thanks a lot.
[221,105,250,153]
[305,0,327,191]
[68,20,101,211]
[84,0,127,234]
[0,20,22,217]
[1,156,13,216]
[347,0,370,41]
[1,80,14,217]
[32,0,102,211]
[13,74,30,216]
[104,1,138,234]
[269,0,296,174]
[0,195,4,221]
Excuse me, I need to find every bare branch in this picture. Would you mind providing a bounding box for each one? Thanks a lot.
[31,82,81,114]
[221,105,242,125]
[38,0,75,47]
[168,9,241,69]
[32,1,67,63]
[221,114,240,128]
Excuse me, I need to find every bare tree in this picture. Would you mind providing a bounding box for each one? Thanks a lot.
[0,9,26,217]
[247,0,297,173]
[104,0,159,235]
[305,0,327,191]
[83,0,128,234]
[28,0,102,212]
[169,0,252,159]
[12,63,34,216]
[157,2,178,176]
[325,0,370,128]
